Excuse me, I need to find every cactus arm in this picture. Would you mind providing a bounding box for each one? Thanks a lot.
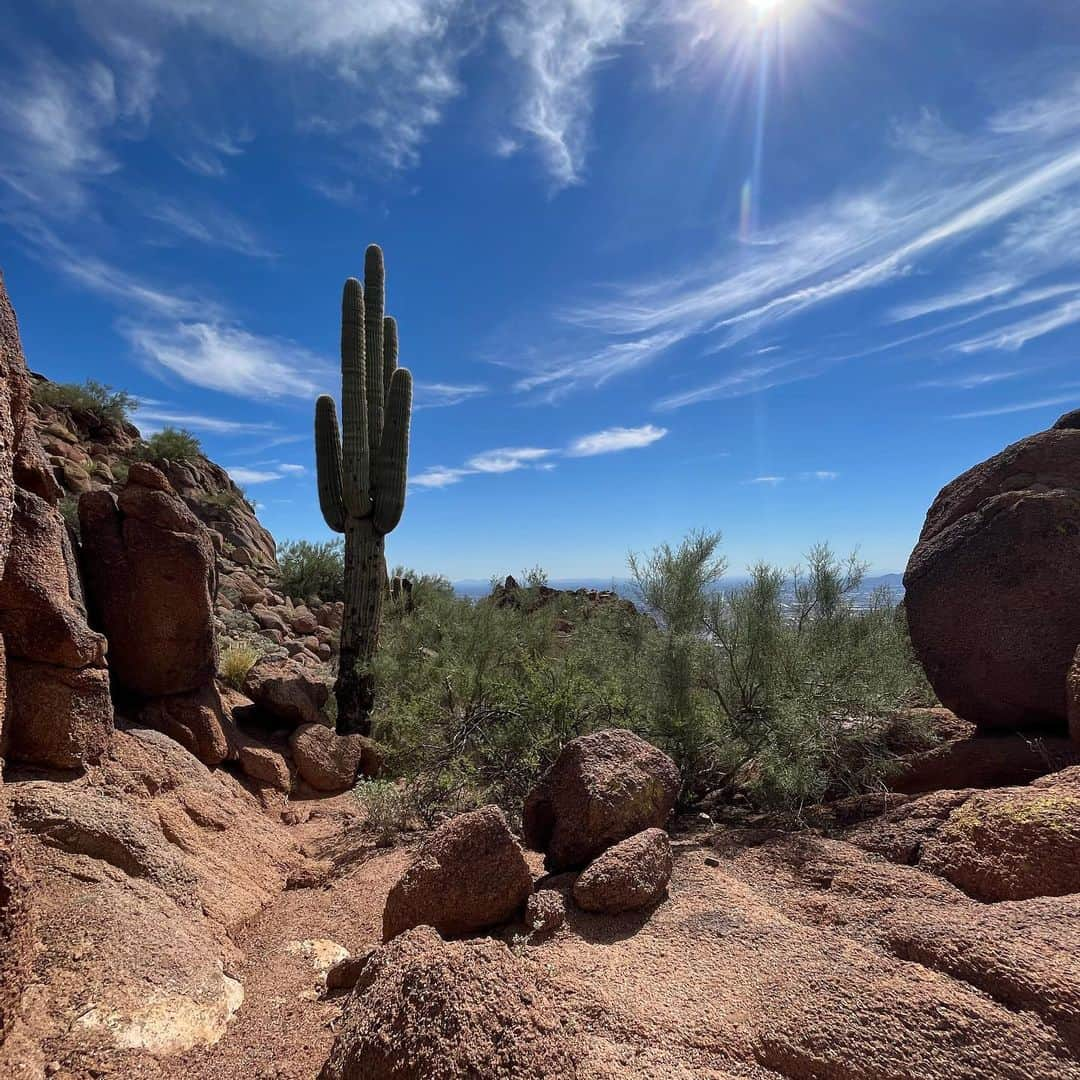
[315,395,347,533]
[340,277,372,517]
[364,245,386,469]
[373,366,412,535]
[382,315,398,396]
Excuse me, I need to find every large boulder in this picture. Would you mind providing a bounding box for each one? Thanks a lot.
[289,722,379,793]
[0,273,113,769]
[79,464,218,698]
[904,411,1080,730]
[572,827,673,914]
[383,805,533,941]
[319,926,580,1080]
[523,729,680,871]
[242,656,328,728]
[0,814,31,1045]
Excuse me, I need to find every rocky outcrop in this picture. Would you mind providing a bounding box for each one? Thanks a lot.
[524,728,680,871]
[319,926,580,1080]
[242,656,329,728]
[0,727,302,1064]
[904,411,1080,731]
[1069,646,1080,743]
[852,766,1080,902]
[79,464,218,699]
[140,682,232,768]
[573,827,672,914]
[383,805,533,941]
[0,272,113,770]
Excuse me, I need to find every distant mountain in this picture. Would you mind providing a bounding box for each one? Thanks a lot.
[453,573,905,603]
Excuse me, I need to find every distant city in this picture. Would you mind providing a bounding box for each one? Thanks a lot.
[453,573,905,607]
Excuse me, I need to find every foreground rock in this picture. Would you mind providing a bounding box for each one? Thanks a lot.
[242,656,329,728]
[319,926,580,1080]
[0,727,302,1066]
[573,827,672,914]
[0,272,112,769]
[289,722,379,793]
[904,410,1080,730]
[854,766,1080,902]
[79,464,218,699]
[524,728,680,870]
[383,805,532,941]
[0,814,31,1045]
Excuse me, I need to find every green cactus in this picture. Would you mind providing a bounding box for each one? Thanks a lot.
[316,245,412,735]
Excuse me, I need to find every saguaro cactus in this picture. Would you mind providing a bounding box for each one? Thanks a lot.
[315,245,412,735]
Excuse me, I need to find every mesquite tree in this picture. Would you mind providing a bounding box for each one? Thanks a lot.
[315,245,412,735]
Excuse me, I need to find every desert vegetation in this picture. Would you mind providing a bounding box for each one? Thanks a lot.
[136,426,202,463]
[365,533,930,823]
[31,378,137,426]
[277,538,346,602]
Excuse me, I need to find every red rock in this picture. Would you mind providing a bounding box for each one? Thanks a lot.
[289,722,379,793]
[79,470,218,698]
[319,927,579,1080]
[383,806,533,941]
[523,729,680,870]
[525,889,566,936]
[904,414,1080,730]
[0,813,31,1045]
[139,683,231,767]
[573,828,672,914]
[243,656,328,728]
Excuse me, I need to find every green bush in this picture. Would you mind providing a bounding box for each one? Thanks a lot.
[111,460,130,485]
[278,539,345,602]
[218,642,261,691]
[32,379,137,425]
[369,534,932,823]
[353,780,408,846]
[136,427,202,463]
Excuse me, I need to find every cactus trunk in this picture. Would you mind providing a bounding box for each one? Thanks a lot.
[315,245,412,736]
[336,520,386,725]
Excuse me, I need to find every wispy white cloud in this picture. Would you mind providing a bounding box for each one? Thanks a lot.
[566,423,667,456]
[743,475,784,487]
[123,320,331,400]
[511,73,1080,403]
[413,419,667,489]
[949,394,1077,420]
[228,466,285,484]
[142,198,276,258]
[132,406,277,435]
[414,382,488,409]
[952,296,1080,353]
[801,470,838,481]
[916,369,1026,390]
[467,447,554,473]
[498,0,641,188]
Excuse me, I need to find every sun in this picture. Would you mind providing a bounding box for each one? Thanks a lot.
[748,0,795,19]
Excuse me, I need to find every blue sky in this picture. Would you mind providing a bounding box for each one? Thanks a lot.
[1,0,1078,580]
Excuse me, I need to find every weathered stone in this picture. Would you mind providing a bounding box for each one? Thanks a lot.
[572,828,672,914]
[383,806,533,941]
[524,729,680,871]
[289,723,379,793]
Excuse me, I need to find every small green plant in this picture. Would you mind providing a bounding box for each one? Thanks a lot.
[218,642,261,691]
[111,460,130,485]
[353,779,407,846]
[138,427,202,463]
[278,538,346,602]
[199,490,244,511]
[32,379,137,426]
[58,495,80,533]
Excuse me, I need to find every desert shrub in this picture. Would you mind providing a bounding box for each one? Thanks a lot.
[218,642,260,690]
[32,379,137,425]
[199,490,244,511]
[111,460,130,485]
[369,534,930,823]
[278,538,345,602]
[353,779,408,846]
[370,580,622,826]
[138,426,202,463]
